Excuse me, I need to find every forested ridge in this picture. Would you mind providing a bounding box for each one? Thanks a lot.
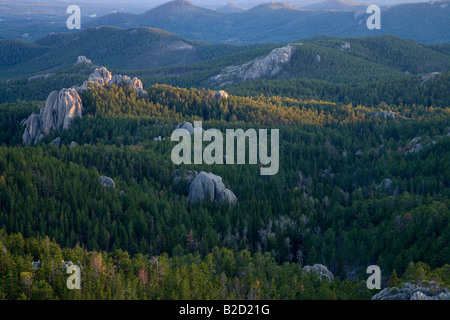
[1,29,450,299]
[0,77,449,300]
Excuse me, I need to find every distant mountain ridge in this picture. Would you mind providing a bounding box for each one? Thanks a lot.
[0,26,261,78]
[209,35,450,85]
[217,2,247,13]
[3,28,450,90]
[84,0,450,44]
[305,0,371,11]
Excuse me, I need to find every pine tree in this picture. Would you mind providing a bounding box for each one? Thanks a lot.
[388,269,399,288]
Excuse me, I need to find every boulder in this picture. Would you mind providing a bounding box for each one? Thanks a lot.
[75,56,92,66]
[340,41,351,52]
[51,137,61,146]
[188,171,237,205]
[215,90,229,99]
[22,88,83,145]
[175,122,205,135]
[303,264,334,282]
[99,176,115,188]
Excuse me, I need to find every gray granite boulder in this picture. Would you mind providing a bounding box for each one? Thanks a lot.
[99,176,115,188]
[188,171,237,205]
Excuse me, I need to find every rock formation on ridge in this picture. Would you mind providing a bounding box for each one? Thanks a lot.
[22,66,148,145]
[22,88,83,145]
[210,44,296,86]
[78,67,148,96]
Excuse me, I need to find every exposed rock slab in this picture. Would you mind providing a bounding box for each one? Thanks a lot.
[303,264,334,282]
[210,44,296,86]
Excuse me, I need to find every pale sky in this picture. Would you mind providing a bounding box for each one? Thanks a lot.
[1,0,439,16]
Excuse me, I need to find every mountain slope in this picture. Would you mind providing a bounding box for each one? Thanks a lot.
[305,35,450,74]
[209,35,450,86]
[0,26,260,78]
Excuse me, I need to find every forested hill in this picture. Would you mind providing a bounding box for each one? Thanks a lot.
[2,33,450,105]
[2,82,450,267]
[0,66,449,299]
[85,0,450,44]
[0,26,265,79]
[206,35,450,86]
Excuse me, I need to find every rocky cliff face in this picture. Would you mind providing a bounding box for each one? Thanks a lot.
[210,44,296,86]
[78,67,148,96]
[22,88,83,145]
[188,171,237,205]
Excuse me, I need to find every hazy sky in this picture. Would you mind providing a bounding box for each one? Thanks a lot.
[19,0,436,9]
[1,0,437,16]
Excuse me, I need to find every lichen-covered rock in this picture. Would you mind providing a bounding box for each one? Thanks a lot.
[303,264,334,282]
[22,88,83,145]
[188,171,237,205]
